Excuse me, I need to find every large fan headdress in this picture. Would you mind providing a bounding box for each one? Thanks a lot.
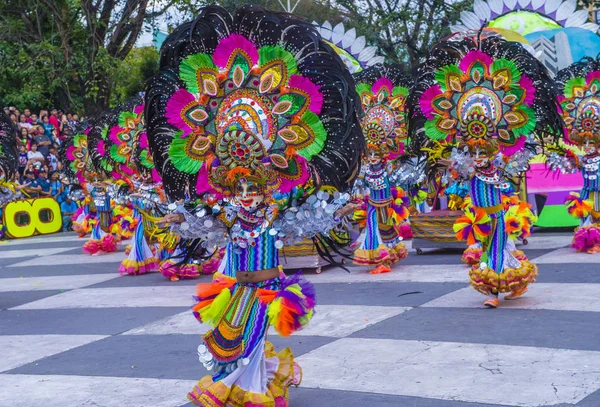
[409,35,563,155]
[0,112,18,181]
[355,64,412,160]
[146,5,363,200]
[555,56,600,146]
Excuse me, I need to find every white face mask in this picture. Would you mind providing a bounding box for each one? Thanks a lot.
[584,139,597,155]
[473,148,490,168]
[368,150,382,165]
[235,180,265,211]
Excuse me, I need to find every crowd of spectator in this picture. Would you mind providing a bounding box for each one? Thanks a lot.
[4,105,85,233]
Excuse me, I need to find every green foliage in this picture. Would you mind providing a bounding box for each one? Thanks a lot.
[0,0,472,115]
[0,0,166,115]
[114,47,160,102]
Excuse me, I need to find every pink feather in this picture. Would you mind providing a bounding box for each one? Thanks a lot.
[213,33,258,69]
[500,135,526,155]
[165,89,197,136]
[458,50,493,73]
[419,85,442,120]
[586,70,600,85]
[109,126,126,145]
[518,75,536,106]
[194,163,213,195]
[66,145,77,161]
[288,75,323,114]
[134,104,145,115]
[372,77,394,96]
[139,132,149,149]
[97,140,106,157]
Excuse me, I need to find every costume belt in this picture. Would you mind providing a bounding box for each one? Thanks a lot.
[236,267,280,284]
[368,197,393,208]
[481,204,504,215]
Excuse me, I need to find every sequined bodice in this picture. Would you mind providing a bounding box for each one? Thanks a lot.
[230,207,279,273]
[365,164,391,202]
[582,154,600,191]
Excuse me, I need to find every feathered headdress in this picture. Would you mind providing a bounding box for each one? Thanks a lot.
[409,34,563,156]
[146,5,363,200]
[556,56,600,147]
[0,112,18,181]
[87,96,159,184]
[61,126,93,184]
[87,106,119,182]
[355,64,412,160]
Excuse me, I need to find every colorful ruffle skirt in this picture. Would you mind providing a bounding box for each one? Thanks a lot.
[187,271,314,406]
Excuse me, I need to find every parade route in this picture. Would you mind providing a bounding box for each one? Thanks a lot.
[1,232,600,407]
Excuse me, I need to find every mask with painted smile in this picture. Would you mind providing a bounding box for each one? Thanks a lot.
[584,139,597,155]
[473,147,490,168]
[235,178,265,212]
[367,150,383,166]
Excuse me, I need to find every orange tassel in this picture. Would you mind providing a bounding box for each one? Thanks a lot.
[256,289,277,304]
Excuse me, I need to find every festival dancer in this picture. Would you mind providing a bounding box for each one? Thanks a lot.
[410,33,563,308]
[61,125,97,237]
[117,178,162,275]
[352,64,411,274]
[146,5,363,405]
[549,57,600,253]
[0,113,19,206]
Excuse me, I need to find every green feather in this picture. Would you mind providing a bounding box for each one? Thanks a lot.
[118,111,137,129]
[392,86,409,97]
[258,46,298,76]
[564,77,586,99]
[168,132,203,174]
[355,83,372,97]
[276,93,305,116]
[424,119,448,140]
[109,144,126,164]
[297,111,326,160]
[511,107,537,137]
[73,133,86,148]
[180,53,216,94]
[490,58,521,84]
[435,65,462,92]
[140,150,154,169]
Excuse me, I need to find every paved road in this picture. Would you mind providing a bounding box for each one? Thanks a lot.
[1,232,600,407]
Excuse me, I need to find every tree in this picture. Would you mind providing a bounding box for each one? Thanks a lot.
[114,46,159,102]
[0,0,174,115]
[334,0,472,69]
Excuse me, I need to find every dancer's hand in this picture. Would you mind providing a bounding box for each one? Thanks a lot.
[157,213,185,225]
[438,158,453,168]
[335,202,361,218]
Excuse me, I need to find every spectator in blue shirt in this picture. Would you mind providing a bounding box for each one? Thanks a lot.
[22,170,39,197]
[36,170,52,197]
[49,171,63,201]
[60,196,78,232]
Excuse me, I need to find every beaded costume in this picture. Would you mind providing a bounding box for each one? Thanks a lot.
[145,6,363,406]
[410,34,563,306]
[550,57,600,252]
[352,65,411,272]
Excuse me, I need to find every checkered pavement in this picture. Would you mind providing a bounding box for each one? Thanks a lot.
[1,232,600,407]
